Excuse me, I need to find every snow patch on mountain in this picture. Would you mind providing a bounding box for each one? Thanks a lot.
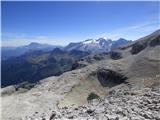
[65,37,130,53]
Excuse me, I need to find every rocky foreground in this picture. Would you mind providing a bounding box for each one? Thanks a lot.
[26,88,160,120]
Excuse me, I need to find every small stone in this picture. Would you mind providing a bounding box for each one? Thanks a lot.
[49,113,56,120]
[87,109,94,114]
[68,116,74,119]
[35,112,38,114]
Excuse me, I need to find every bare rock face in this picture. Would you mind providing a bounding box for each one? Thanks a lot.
[130,42,147,54]
[110,51,122,60]
[149,36,160,47]
[97,69,127,87]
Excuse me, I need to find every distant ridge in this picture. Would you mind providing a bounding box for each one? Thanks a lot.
[65,37,131,53]
[1,42,62,60]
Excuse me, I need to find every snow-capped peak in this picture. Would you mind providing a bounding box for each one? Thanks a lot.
[82,37,110,45]
[65,37,129,53]
[83,39,94,44]
[103,37,107,39]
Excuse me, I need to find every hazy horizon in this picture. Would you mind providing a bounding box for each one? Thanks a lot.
[2,1,159,47]
[1,29,159,48]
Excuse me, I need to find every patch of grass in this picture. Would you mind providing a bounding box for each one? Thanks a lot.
[87,92,100,101]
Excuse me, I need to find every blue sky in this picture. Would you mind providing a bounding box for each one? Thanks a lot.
[1,1,160,46]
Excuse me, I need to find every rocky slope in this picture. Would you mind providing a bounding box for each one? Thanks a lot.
[1,30,160,120]
[26,88,160,120]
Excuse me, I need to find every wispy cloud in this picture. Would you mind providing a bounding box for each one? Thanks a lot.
[118,22,158,32]
[1,32,26,39]
[100,21,159,40]
[1,20,159,47]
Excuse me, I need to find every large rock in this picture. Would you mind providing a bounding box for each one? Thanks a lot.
[1,86,16,96]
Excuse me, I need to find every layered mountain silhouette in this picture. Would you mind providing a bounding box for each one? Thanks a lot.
[1,37,131,87]
[2,38,130,60]
[1,48,89,87]
[1,31,159,89]
[1,42,62,60]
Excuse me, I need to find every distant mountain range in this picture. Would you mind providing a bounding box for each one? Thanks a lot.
[65,37,131,53]
[1,42,62,60]
[1,48,89,87]
[2,37,131,60]
[1,37,131,87]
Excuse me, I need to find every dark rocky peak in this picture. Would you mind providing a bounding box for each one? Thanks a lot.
[50,48,65,55]
[28,42,40,47]
[69,49,90,56]
[112,38,131,49]
[117,38,128,41]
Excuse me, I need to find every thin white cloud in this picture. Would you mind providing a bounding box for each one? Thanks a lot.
[35,36,48,40]
[117,22,158,32]
[2,32,26,38]
[97,21,159,40]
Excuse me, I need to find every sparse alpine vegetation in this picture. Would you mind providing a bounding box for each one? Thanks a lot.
[87,92,100,102]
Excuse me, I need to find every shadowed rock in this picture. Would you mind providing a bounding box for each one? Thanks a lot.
[97,69,127,87]
[149,38,160,47]
[130,42,147,54]
[110,51,122,60]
